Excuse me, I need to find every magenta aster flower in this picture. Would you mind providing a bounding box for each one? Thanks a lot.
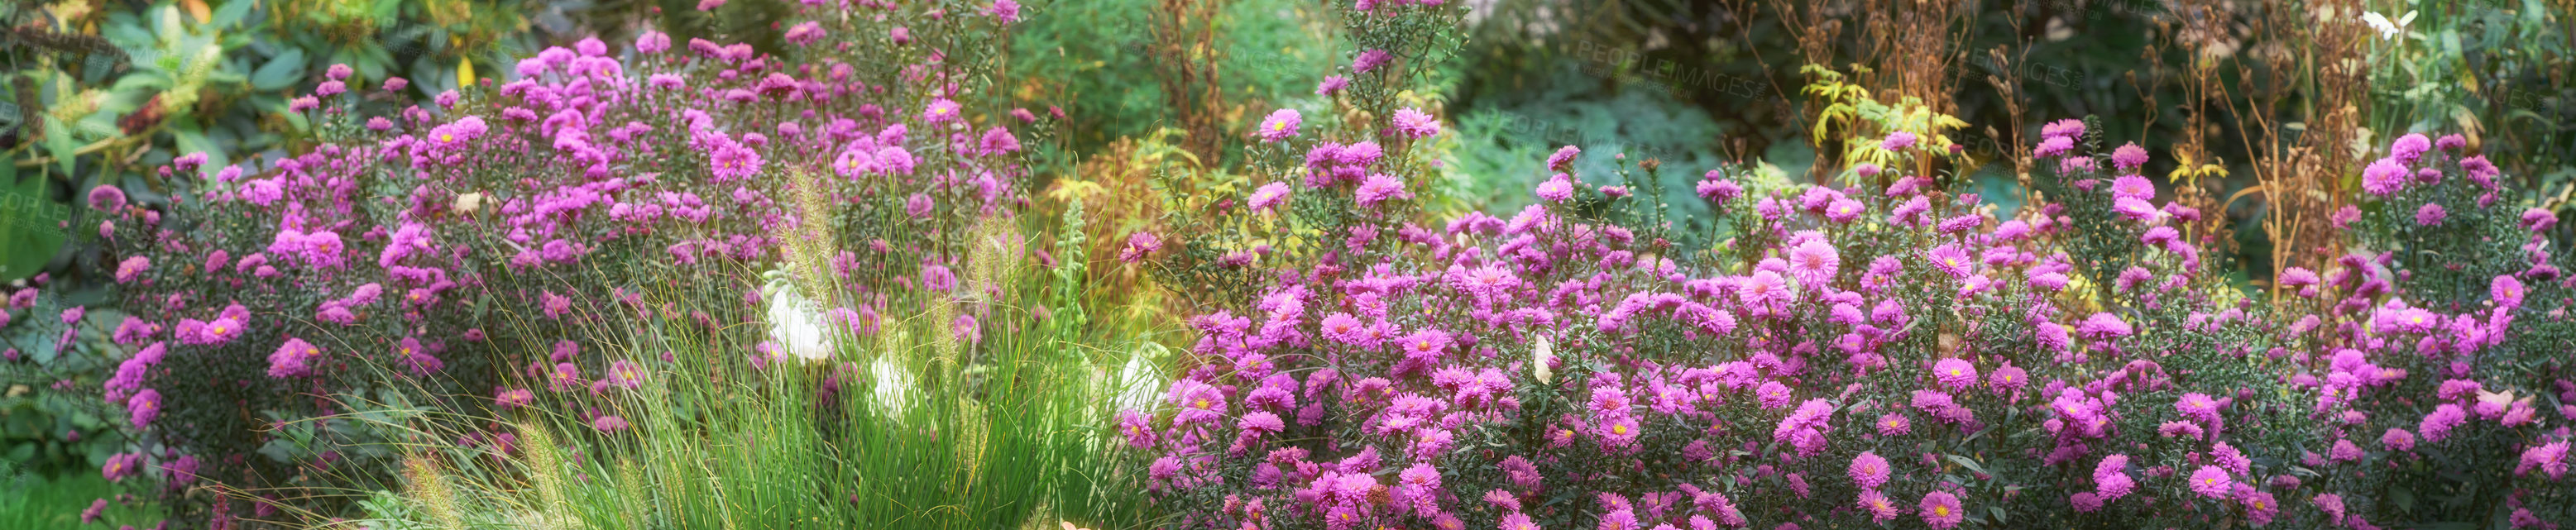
[1918,491,1964,530]
[709,141,763,180]
[923,98,961,123]
[1238,411,1286,438]
[1258,108,1302,142]
[985,0,1022,23]
[1392,107,1439,138]
[1353,49,1393,74]
[267,337,323,379]
[1118,232,1161,263]
[1536,174,1576,202]
[1876,413,1912,436]
[1499,513,1538,530]
[2111,142,2149,170]
[2187,466,2234,499]
[2516,441,2569,480]
[593,415,630,432]
[1932,358,1978,392]
[2094,454,2135,501]
[2175,393,2222,424]
[2033,136,2075,159]
[2362,158,2410,195]
[1881,131,1918,151]
[1356,174,1410,208]
[607,360,644,389]
[1786,240,1841,287]
[1857,489,1900,522]
[1316,74,1350,95]
[2239,489,2280,525]
[1248,182,1291,212]
[103,452,142,482]
[1926,244,1975,279]
[2415,202,2446,226]
[1848,451,1891,489]
[2076,313,2133,341]
[2382,427,2417,451]
[2419,403,2468,443]
[113,256,149,284]
[128,389,162,429]
[1988,365,2028,394]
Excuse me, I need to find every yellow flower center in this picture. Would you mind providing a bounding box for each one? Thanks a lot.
[1935,506,1951,517]
[1612,424,1629,436]
[1195,399,1211,409]
[441,133,456,143]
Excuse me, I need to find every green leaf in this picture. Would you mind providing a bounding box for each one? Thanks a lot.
[251,48,308,91]
[1945,454,1988,475]
[211,0,257,28]
[42,117,78,175]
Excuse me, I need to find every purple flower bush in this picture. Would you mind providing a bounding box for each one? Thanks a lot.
[11,1,1037,522]
[1116,94,2573,529]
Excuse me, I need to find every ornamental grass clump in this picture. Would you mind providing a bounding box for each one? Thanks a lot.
[29,0,1059,523]
[1113,112,2571,529]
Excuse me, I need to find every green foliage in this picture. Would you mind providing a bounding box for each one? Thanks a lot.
[0,466,165,528]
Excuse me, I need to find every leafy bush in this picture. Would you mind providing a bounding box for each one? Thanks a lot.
[15,0,1060,523]
[1115,95,2572,529]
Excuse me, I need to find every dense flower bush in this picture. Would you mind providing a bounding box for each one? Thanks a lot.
[1115,112,2573,528]
[9,0,1041,523]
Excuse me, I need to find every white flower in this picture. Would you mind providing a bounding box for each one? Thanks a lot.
[2362,11,2414,41]
[763,279,832,363]
[870,356,913,416]
[1112,345,1167,413]
[1532,334,1554,384]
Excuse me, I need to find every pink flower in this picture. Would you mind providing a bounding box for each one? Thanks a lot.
[1258,108,1303,142]
[1392,107,1439,138]
[1926,244,1974,279]
[2187,465,2234,499]
[2077,313,2133,341]
[1353,49,1393,74]
[2516,441,2569,480]
[1875,413,1911,436]
[1785,240,1841,287]
[1931,358,1977,392]
[1859,489,1900,522]
[268,337,323,379]
[1118,232,1162,263]
[923,98,962,123]
[1881,131,1918,151]
[2111,142,2149,170]
[1918,491,1963,530]
[1537,174,1575,202]
[2175,393,2222,424]
[1316,75,1349,95]
[128,389,162,429]
[2095,454,2135,500]
[1848,451,1890,489]
[2415,202,2447,226]
[1356,174,1410,208]
[1249,182,1292,212]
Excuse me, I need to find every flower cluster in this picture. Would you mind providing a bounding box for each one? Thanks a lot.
[1114,119,2574,530]
[31,2,1037,523]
